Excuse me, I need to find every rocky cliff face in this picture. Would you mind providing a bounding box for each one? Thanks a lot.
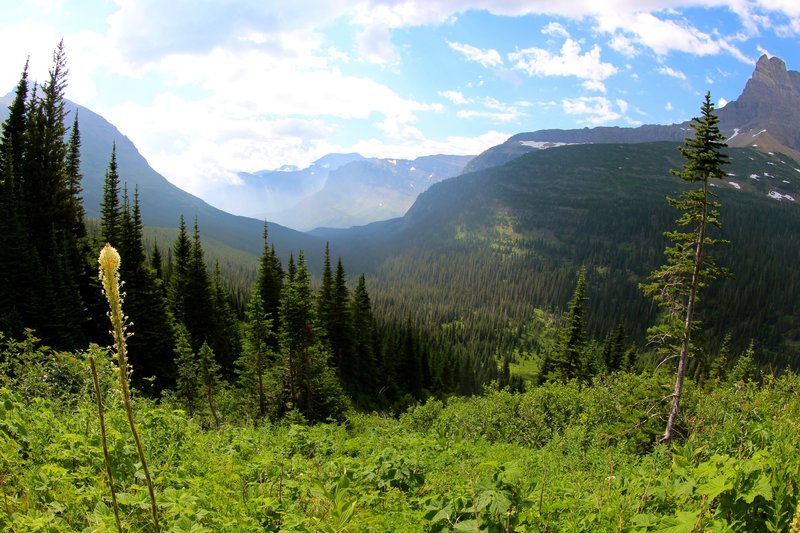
[717,55,800,159]
[464,55,800,174]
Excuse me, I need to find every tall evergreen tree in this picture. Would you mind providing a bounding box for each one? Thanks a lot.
[255,222,283,351]
[210,261,241,375]
[641,92,730,444]
[65,112,85,239]
[349,273,376,395]
[181,218,215,353]
[0,143,39,334]
[238,288,275,419]
[19,40,89,348]
[0,58,29,186]
[278,252,347,421]
[169,215,191,325]
[116,186,176,391]
[541,267,589,382]
[100,143,121,245]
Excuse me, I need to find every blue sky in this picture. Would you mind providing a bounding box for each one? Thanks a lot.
[1,1,799,198]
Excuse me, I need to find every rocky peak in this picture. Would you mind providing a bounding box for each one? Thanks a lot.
[739,55,800,103]
[717,55,800,158]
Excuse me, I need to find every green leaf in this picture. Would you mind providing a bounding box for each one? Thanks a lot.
[741,474,773,504]
[698,475,733,501]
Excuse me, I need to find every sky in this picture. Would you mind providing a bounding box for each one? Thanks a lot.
[1,1,799,198]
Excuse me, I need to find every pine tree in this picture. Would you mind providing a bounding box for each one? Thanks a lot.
[169,215,191,325]
[65,112,85,239]
[255,223,283,352]
[197,342,222,429]
[278,252,347,420]
[182,219,215,353]
[602,323,627,373]
[210,261,242,375]
[543,267,589,382]
[0,142,39,334]
[100,143,121,245]
[349,274,376,395]
[641,92,730,444]
[19,41,89,348]
[117,186,176,391]
[238,287,275,419]
[174,324,199,416]
[0,58,29,186]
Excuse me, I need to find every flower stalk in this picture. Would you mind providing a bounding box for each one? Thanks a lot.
[99,243,160,532]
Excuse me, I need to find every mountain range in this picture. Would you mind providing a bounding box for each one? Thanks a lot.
[211,153,473,231]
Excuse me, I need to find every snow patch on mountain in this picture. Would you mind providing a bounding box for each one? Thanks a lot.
[768,190,795,201]
[728,181,741,189]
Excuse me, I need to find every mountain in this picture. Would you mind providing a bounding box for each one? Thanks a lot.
[0,95,321,259]
[268,154,473,230]
[210,152,365,218]
[464,55,800,174]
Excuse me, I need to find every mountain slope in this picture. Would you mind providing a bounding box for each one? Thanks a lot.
[0,95,321,259]
[329,141,800,364]
[464,55,800,174]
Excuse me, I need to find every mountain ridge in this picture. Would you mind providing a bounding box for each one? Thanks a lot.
[464,55,800,174]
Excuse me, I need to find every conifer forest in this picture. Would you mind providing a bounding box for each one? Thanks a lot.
[2,44,800,532]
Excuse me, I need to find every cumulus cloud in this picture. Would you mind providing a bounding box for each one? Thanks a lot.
[561,96,622,124]
[509,38,618,82]
[542,21,569,38]
[447,41,504,67]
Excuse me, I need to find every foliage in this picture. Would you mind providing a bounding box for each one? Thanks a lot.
[3,330,800,532]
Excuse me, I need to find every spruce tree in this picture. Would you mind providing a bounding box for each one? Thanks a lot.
[255,222,283,351]
[197,342,222,429]
[19,41,89,348]
[169,215,191,325]
[174,325,199,416]
[65,112,86,239]
[210,261,242,375]
[641,92,729,444]
[349,274,376,395]
[542,267,589,382]
[278,252,347,421]
[117,186,176,391]
[0,59,29,186]
[238,287,274,419]
[100,143,121,245]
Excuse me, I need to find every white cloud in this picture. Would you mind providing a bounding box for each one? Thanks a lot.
[658,65,688,80]
[718,97,729,107]
[594,10,750,62]
[665,101,673,111]
[582,79,607,92]
[447,41,503,67]
[562,96,621,124]
[457,96,523,123]
[509,38,618,82]
[542,21,569,38]
[616,98,629,114]
[439,90,472,105]
[608,33,637,57]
